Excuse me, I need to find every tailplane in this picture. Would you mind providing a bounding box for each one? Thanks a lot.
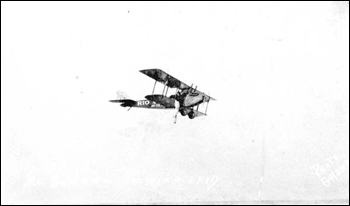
[109,99,137,107]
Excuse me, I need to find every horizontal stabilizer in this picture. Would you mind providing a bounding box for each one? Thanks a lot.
[109,99,137,107]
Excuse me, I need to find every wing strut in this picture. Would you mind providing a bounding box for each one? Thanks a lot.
[165,86,169,96]
[205,98,210,115]
[162,84,166,96]
[152,80,157,95]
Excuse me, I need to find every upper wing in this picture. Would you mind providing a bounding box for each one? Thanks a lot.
[140,69,190,90]
[140,68,216,101]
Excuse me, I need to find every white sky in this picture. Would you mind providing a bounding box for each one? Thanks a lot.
[1,2,349,204]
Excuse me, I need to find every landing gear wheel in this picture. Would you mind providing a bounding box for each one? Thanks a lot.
[188,111,195,119]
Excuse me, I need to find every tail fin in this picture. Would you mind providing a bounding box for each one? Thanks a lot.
[116,91,129,100]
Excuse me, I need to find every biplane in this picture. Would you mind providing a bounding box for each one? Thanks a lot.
[109,69,216,123]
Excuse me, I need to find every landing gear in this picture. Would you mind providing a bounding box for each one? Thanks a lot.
[188,111,195,119]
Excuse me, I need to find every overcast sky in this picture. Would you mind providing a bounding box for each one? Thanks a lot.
[1,2,349,204]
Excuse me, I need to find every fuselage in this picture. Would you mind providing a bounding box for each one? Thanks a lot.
[133,99,174,109]
[144,95,176,108]
[109,98,174,109]
[182,92,206,107]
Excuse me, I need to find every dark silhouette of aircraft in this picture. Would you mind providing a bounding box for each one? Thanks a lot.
[110,69,216,123]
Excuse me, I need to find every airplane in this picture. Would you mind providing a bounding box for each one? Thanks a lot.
[109,68,216,123]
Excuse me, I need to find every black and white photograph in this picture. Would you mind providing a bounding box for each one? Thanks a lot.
[1,1,349,205]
